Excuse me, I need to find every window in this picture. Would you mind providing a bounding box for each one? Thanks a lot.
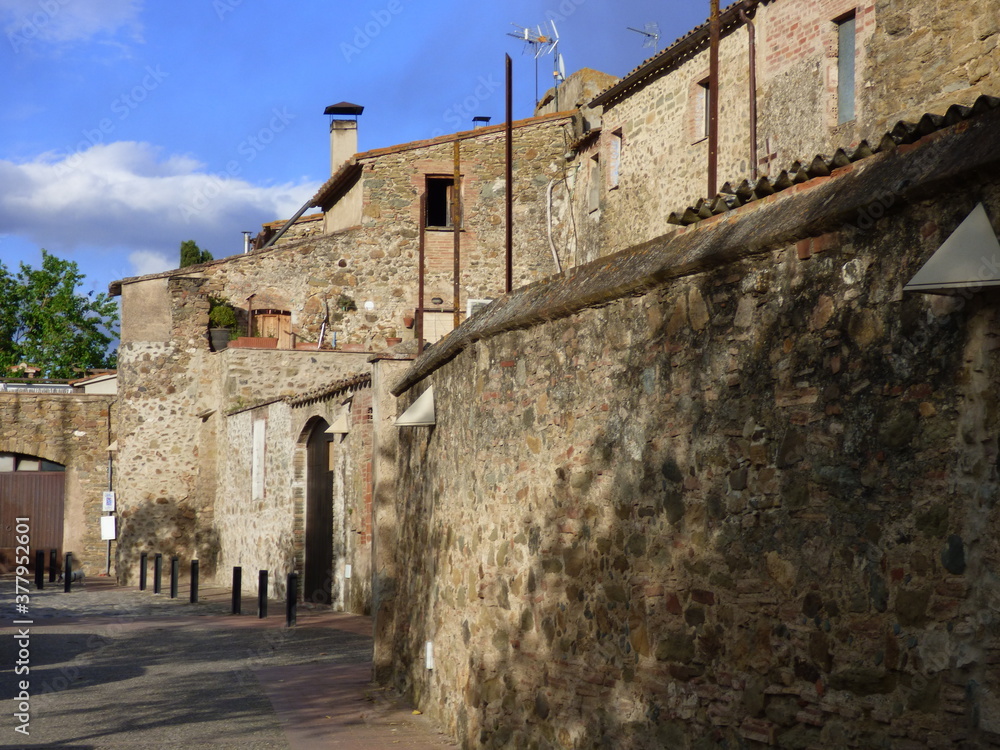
[252,418,266,500]
[426,177,459,228]
[836,13,856,124]
[695,78,711,140]
[588,154,601,212]
[609,130,622,189]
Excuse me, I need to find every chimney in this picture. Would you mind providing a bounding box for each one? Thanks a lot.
[324,102,364,175]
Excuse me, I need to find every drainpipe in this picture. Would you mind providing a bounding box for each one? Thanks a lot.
[739,4,759,180]
[708,0,720,197]
[505,54,514,294]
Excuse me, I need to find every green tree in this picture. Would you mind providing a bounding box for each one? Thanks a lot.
[179,239,213,268]
[0,250,120,379]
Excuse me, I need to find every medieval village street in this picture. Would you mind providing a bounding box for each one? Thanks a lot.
[0,575,454,749]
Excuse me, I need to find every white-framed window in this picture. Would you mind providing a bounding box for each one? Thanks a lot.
[251,418,266,501]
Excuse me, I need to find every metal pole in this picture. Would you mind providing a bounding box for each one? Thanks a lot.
[505,53,514,294]
[232,566,242,615]
[153,553,162,594]
[740,7,759,180]
[286,572,298,627]
[452,138,462,330]
[170,556,179,599]
[417,193,426,356]
[258,570,268,619]
[63,552,73,593]
[139,552,148,591]
[35,550,44,590]
[708,0,721,197]
[190,560,200,604]
[49,549,57,583]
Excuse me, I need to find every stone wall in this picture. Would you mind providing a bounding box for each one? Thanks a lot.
[386,112,1000,747]
[214,377,376,611]
[114,268,372,584]
[0,394,115,572]
[583,0,1000,261]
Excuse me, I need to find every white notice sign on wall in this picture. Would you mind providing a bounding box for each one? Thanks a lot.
[100,515,117,540]
[102,491,116,512]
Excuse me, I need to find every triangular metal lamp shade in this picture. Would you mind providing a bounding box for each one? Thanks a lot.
[904,203,1000,294]
[395,386,435,427]
[325,412,350,434]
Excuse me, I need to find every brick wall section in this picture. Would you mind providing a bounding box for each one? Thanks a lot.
[0,394,115,572]
[581,0,1000,262]
[386,110,1000,746]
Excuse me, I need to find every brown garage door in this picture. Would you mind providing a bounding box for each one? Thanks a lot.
[0,472,65,572]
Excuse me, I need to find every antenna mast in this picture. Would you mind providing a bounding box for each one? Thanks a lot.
[507,20,563,108]
[627,22,661,51]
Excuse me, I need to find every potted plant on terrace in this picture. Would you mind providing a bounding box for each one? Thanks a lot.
[208,297,238,352]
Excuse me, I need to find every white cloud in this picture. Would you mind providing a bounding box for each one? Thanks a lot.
[0,141,320,270]
[128,249,172,277]
[1,0,143,48]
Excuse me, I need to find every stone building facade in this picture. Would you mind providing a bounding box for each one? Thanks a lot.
[385,105,1000,747]
[110,112,578,604]
[0,393,115,573]
[574,0,1000,263]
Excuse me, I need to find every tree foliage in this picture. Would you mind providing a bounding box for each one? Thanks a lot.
[179,239,213,267]
[0,251,119,379]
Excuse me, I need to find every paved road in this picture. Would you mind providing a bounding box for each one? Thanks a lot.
[0,575,454,749]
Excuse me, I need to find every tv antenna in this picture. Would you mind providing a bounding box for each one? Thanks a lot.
[507,20,563,107]
[627,22,661,50]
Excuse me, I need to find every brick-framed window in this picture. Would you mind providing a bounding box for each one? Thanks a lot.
[425,175,461,229]
[835,11,857,124]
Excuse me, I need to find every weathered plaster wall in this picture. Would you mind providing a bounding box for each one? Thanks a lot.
[0,394,115,572]
[388,148,1000,745]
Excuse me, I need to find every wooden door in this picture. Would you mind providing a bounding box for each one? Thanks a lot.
[303,421,333,604]
[0,472,65,572]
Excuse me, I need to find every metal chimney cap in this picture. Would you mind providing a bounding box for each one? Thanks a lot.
[324,102,364,116]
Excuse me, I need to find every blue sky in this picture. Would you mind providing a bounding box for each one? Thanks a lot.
[0,0,708,303]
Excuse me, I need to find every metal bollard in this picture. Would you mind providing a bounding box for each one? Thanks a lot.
[232,566,242,615]
[169,557,179,599]
[190,560,199,604]
[64,552,73,593]
[258,570,268,619]
[139,552,148,591]
[286,572,297,627]
[35,550,44,590]
[153,553,162,594]
[49,549,57,583]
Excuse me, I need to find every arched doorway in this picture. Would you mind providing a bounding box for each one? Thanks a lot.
[303,420,334,604]
[0,453,65,572]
